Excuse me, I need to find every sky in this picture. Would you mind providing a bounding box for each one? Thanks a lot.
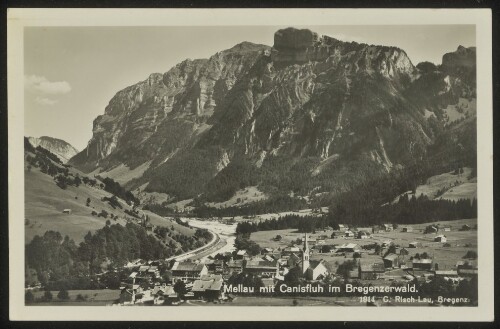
[24,25,475,150]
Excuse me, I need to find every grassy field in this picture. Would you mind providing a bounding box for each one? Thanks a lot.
[25,167,196,244]
[250,218,477,272]
[391,167,476,203]
[30,289,120,306]
[207,186,267,209]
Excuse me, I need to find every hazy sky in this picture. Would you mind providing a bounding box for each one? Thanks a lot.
[24,25,475,150]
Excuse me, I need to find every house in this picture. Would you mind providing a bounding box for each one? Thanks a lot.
[456,261,478,277]
[286,253,301,268]
[191,274,225,301]
[344,230,355,238]
[434,235,447,243]
[235,250,248,259]
[206,260,224,274]
[263,254,275,262]
[383,254,400,268]
[357,231,370,239]
[261,247,274,255]
[401,226,413,233]
[336,243,360,253]
[119,279,143,305]
[225,259,244,275]
[330,231,345,239]
[145,222,155,232]
[442,226,452,232]
[337,224,348,231]
[153,285,177,304]
[243,259,279,278]
[412,258,433,271]
[282,246,301,256]
[460,224,471,231]
[304,259,331,281]
[434,270,459,279]
[359,261,385,280]
[427,225,439,233]
[301,236,317,245]
[382,224,393,232]
[62,209,72,214]
[381,240,393,247]
[171,261,208,283]
[408,241,421,248]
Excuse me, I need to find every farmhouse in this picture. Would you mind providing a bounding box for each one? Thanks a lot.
[434,235,447,243]
[409,241,421,248]
[344,230,355,238]
[171,261,208,283]
[225,259,244,275]
[206,260,224,274]
[192,274,225,301]
[382,224,393,232]
[381,240,393,247]
[301,236,317,245]
[456,260,478,277]
[243,259,279,278]
[336,243,360,253]
[62,209,72,214]
[357,231,370,239]
[442,226,452,232]
[359,261,385,280]
[412,258,433,271]
[286,253,301,267]
[383,254,400,268]
[337,224,348,231]
[401,226,413,232]
[434,270,459,279]
[235,250,248,259]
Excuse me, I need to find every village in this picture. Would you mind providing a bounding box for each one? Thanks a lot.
[116,217,478,306]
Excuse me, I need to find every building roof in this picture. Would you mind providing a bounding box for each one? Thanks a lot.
[245,259,277,270]
[384,253,399,261]
[227,260,243,268]
[413,259,433,264]
[172,262,206,273]
[360,261,385,273]
[435,270,458,276]
[338,243,359,249]
[456,260,478,268]
[236,250,248,256]
[192,275,223,292]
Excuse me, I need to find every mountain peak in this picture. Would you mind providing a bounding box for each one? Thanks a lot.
[27,136,78,163]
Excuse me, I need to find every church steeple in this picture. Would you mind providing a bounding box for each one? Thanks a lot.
[302,233,310,273]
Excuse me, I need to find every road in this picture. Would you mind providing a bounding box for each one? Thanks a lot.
[166,218,237,261]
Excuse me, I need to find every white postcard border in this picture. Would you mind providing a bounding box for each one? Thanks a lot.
[8,8,494,321]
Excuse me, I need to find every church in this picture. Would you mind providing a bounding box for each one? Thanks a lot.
[300,233,331,281]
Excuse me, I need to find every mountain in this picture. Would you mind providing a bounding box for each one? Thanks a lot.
[24,137,200,245]
[28,136,78,163]
[69,28,476,208]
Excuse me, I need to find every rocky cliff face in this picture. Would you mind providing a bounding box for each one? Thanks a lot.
[70,28,476,202]
[28,136,78,163]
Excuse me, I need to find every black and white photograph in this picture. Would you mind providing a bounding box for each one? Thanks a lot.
[7,8,493,321]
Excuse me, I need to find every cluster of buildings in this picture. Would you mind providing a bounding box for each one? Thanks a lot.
[117,223,477,305]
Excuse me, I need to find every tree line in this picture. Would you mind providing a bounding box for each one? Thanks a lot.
[25,223,170,291]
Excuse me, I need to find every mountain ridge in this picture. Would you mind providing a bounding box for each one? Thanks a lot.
[28,136,78,163]
[69,27,476,208]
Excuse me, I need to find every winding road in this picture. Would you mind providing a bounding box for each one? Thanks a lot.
[165,218,237,261]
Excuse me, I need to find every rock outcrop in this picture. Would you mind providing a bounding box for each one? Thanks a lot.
[70,28,476,202]
[28,136,78,163]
